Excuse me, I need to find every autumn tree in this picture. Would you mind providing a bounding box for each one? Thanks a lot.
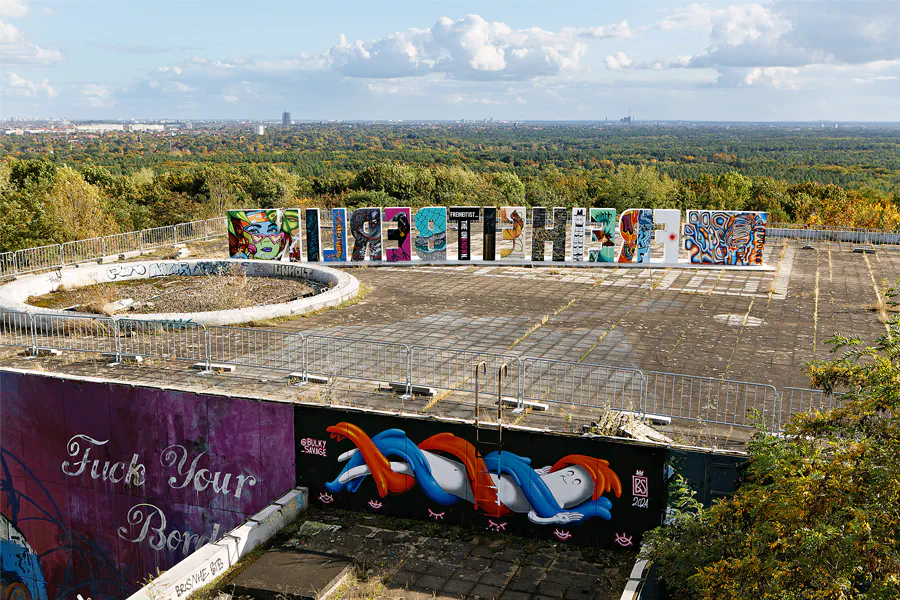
[642,282,900,599]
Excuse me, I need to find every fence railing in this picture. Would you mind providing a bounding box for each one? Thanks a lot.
[0,308,853,434]
[766,223,900,246]
[0,217,225,281]
[644,371,781,431]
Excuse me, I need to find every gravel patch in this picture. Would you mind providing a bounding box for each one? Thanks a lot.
[28,274,325,315]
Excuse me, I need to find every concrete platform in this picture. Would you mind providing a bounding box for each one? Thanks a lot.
[228,548,351,600]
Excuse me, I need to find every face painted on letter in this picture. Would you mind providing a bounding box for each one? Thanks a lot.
[542,465,593,509]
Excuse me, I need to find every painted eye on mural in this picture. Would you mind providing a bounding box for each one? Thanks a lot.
[572,478,582,485]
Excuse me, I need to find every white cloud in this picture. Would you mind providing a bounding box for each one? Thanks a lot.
[605,2,900,89]
[0,18,64,65]
[0,0,28,18]
[719,66,800,89]
[41,6,51,16]
[329,14,632,81]
[2,71,56,96]
[658,3,791,45]
[605,51,632,71]
[854,75,898,84]
[79,84,116,108]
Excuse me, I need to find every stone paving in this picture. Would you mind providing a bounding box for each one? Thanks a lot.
[2,236,895,450]
[229,508,637,600]
[274,238,894,391]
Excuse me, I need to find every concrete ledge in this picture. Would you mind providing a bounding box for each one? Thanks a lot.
[0,259,360,326]
[328,258,775,271]
[127,487,308,600]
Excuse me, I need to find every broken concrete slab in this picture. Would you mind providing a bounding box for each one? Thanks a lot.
[227,548,352,600]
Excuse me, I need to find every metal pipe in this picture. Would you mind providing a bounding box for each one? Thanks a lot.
[474,361,486,427]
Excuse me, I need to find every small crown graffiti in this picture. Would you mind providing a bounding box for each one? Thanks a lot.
[553,529,572,541]
[318,492,334,504]
[487,520,507,532]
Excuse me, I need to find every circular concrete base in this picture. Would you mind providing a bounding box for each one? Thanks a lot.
[0,259,359,326]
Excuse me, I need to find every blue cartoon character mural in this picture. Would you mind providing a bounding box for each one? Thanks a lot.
[1,514,48,600]
[324,424,622,526]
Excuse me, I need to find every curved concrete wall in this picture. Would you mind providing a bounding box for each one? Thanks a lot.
[0,259,359,326]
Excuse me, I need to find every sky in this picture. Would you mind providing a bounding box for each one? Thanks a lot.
[1,0,899,121]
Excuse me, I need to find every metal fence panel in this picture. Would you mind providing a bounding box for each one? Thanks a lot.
[0,309,32,349]
[779,387,846,430]
[31,312,117,355]
[175,221,206,244]
[644,371,779,430]
[207,326,304,372]
[0,252,16,280]
[62,237,104,266]
[141,226,176,251]
[15,244,60,274]
[521,357,644,413]
[410,346,521,397]
[115,319,207,363]
[305,334,409,385]
[105,231,142,256]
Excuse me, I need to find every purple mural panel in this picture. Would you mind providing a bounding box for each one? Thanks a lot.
[0,370,296,600]
[208,396,263,513]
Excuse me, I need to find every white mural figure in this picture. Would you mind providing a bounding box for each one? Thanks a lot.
[323,424,623,526]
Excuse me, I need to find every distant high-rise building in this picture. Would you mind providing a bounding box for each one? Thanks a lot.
[282,112,291,127]
[257,125,266,135]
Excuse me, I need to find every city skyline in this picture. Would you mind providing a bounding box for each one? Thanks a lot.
[1,0,899,121]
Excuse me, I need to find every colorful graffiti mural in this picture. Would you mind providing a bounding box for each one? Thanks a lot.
[531,208,568,262]
[617,209,653,264]
[482,207,497,261]
[305,208,321,262]
[449,207,480,261]
[322,208,348,263]
[571,208,586,262]
[295,407,665,548]
[384,207,411,262]
[683,210,768,266]
[499,206,526,259]
[349,208,383,262]
[225,206,769,268]
[588,208,616,263]
[0,371,295,600]
[227,209,290,260]
[414,207,447,261]
[283,209,303,262]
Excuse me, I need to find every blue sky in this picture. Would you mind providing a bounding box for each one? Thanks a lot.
[2,0,899,121]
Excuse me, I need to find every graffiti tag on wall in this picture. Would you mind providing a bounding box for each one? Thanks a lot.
[0,371,295,600]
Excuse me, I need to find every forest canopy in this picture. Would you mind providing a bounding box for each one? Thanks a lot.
[1,123,898,252]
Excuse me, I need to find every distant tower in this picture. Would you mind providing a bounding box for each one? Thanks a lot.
[257,125,266,135]
[282,112,291,127]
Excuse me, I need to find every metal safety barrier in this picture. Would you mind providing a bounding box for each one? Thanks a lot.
[115,319,208,365]
[305,334,410,387]
[780,387,846,430]
[207,326,304,373]
[521,357,645,413]
[0,217,225,281]
[0,306,857,434]
[644,371,780,431]
[410,346,521,398]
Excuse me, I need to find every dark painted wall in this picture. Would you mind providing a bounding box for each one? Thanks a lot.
[295,405,667,549]
[0,371,295,600]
